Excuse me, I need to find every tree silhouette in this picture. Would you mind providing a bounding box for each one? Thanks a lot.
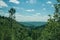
[8,8,16,27]
[8,8,16,40]
[9,8,16,19]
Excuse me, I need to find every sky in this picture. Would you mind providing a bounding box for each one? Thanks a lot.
[0,0,58,22]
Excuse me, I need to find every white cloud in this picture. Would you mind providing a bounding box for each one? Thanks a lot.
[43,8,46,11]
[26,0,36,4]
[13,7,20,9]
[13,7,35,12]
[0,10,3,12]
[0,12,49,22]
[26,9,35,12]
[46,1,52,4]
[15,13,49,22]
[42,4,45,6]
[30,0,36,4]
[0,10,9,17]
[33,13,41,16]
[0,0,8,7]
[51,5,54,8]
[9,0,20,4]
[0,11,49,22]
[0,10,4,16]
[4,13,9,17]
[26,1,29,3]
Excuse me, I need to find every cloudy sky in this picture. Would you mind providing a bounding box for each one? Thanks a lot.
[0,0,58,22]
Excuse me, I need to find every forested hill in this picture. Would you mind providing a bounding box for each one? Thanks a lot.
[0,16,32,40]
[0,12,60,40]
[0,16,45,40]
[0,13,60,40]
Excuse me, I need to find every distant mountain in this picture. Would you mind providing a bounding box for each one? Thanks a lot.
[19,22,46,29]
[19,22,46,27]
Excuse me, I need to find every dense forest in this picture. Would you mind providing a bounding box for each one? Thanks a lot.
[0,0,60,40]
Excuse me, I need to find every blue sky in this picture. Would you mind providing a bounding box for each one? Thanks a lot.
[0,0,58,22]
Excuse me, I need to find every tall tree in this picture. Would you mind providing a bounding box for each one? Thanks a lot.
[53,0,60,21]
[9,8,16,19]
[8,8,16,40]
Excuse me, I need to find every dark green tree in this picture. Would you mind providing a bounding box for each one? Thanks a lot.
[37,0,60,40]
[8,8,16,40]
[8,8,16,27]
[9,8,16,19]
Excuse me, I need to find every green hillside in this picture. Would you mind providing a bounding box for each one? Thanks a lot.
[0,16,45,40]
[0,8,44,40]
[0,0,60,39]
[0,14,60,40]
[37,20,60,40]
[0,16,32,40]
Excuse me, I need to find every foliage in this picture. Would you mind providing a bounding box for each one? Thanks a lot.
[0,0,60,40]
[37,0,60,40]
